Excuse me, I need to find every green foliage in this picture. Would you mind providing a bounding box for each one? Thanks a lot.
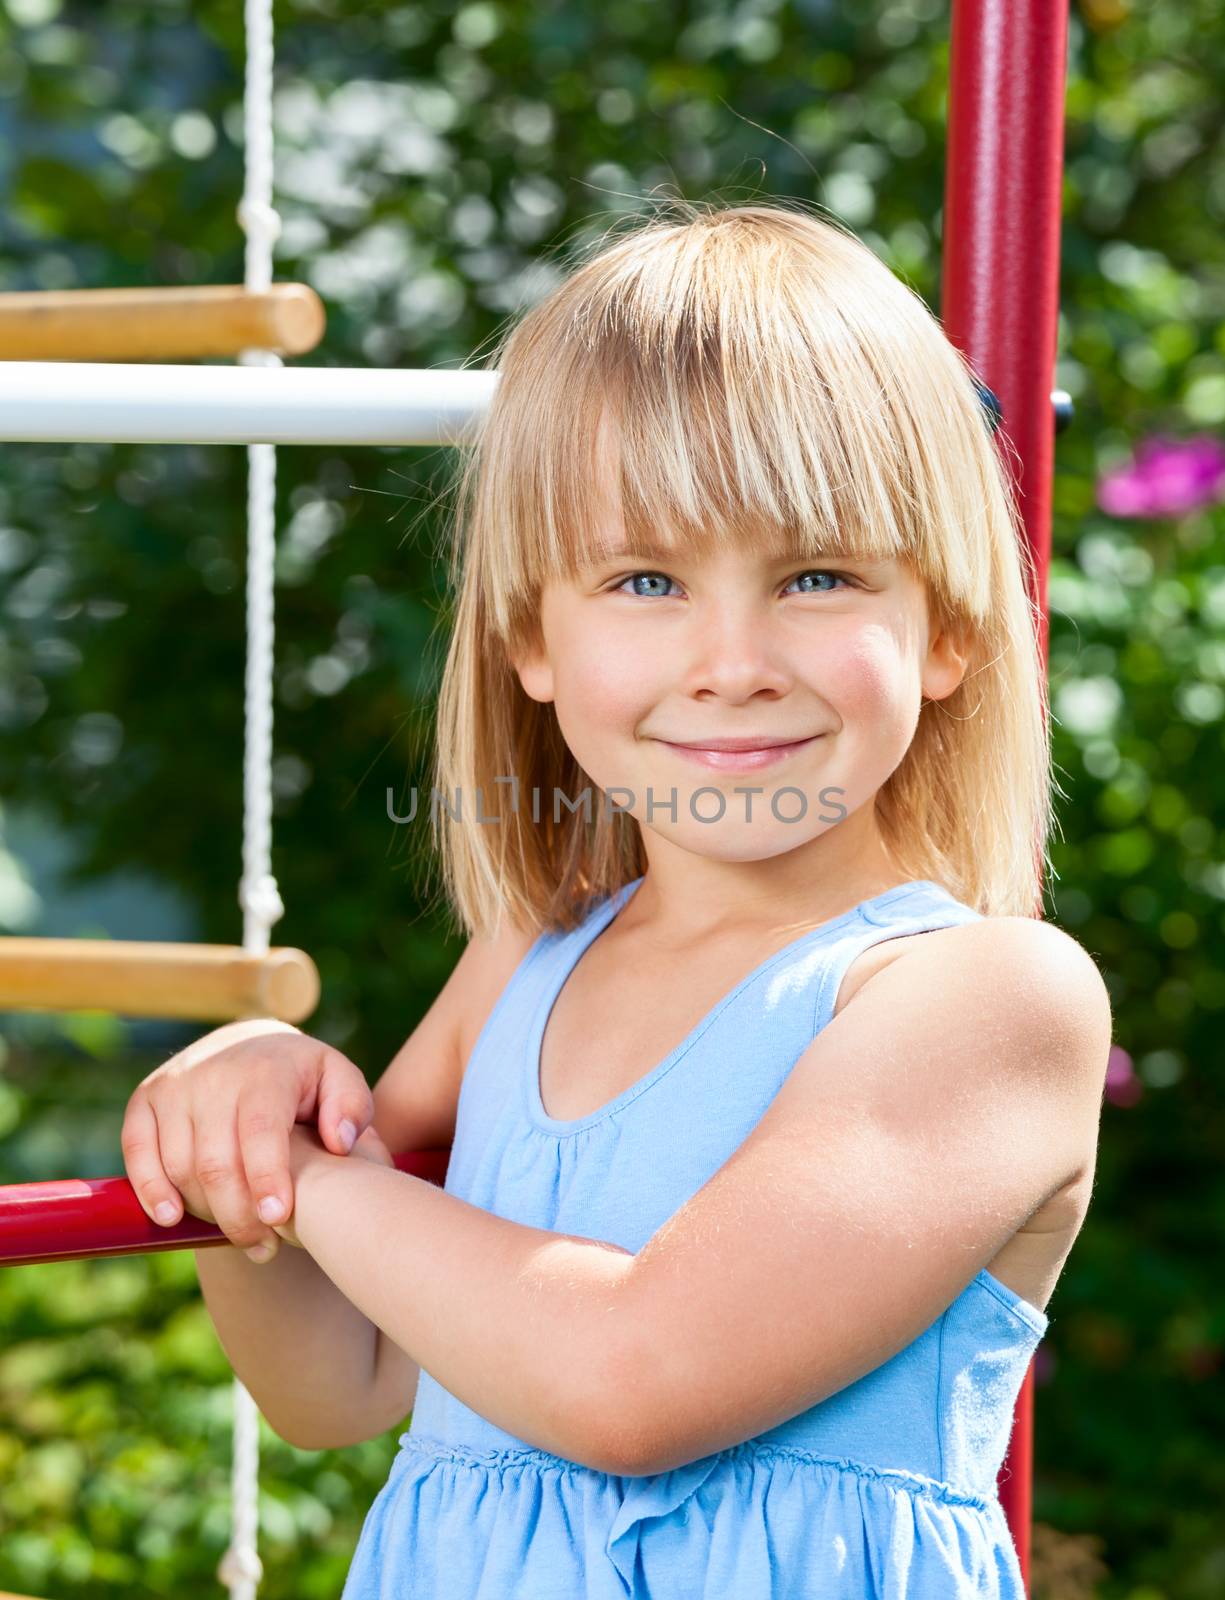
[0,0,1223,1595]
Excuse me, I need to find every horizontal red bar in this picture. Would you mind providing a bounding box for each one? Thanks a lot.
[0,1148,451,1266]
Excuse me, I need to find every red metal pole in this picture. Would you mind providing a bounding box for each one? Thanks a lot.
[942,0,1070,1589]
[0,1148,451,1267]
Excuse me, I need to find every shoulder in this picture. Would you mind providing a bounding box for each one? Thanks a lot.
[838,908,1108,1025]
[858,910,1109,998]
[779,913,1112,1206]
[876,914,1114,1091]
[948,915,1110,1022]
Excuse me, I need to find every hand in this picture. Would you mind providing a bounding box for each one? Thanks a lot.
[121,1018,375,1265]
[271,1123,396,1250]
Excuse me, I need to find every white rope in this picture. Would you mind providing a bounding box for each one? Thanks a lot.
[220,0,282,1594]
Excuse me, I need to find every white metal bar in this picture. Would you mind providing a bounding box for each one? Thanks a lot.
[0,362,498,445]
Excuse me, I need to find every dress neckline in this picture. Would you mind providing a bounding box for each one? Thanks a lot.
[524,875,944,1137]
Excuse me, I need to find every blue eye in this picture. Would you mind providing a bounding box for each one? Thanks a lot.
[784,570,855,595]
[611,569,855,598]
[614,572,677,598]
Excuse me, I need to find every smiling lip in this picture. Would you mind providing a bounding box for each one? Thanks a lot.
[657,736,821,771]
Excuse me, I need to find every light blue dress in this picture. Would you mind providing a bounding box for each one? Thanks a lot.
[341,876,1050,1598]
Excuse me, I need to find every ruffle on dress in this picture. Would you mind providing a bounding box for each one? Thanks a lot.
[344,1431,1028,1600]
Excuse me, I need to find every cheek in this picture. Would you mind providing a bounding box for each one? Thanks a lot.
[549,646,653,763]
[823,628,914,723]
[557,630,655,729]
[555,677,643,760]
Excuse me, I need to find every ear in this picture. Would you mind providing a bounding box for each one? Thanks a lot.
[510,640,556,705]
[921,625,971,705]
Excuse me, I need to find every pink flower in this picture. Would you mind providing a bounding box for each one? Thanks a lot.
[1103,1044,1142,1107]
[1097,434,1225,518]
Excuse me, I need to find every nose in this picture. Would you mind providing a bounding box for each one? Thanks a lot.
[681,597,793,702]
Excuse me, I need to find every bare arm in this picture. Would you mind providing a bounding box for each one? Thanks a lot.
[195,1232,387,1450]
[195,917,539,1451]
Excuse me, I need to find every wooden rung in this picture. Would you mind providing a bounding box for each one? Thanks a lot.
[0,939,320,1023]
[0,283,325,361]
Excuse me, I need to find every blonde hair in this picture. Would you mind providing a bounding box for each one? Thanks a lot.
[425,198,1057,939]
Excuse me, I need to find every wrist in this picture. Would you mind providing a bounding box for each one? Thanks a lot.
[295,1142,341,1200]
[272,1127,343,1248]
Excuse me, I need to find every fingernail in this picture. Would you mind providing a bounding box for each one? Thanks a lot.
[338,1119,357,1153]
[246,1244,274,1264]
[154,1202,178,1225]
[258,1197,284,1224]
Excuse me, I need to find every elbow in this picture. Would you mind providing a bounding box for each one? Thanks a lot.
[535,1369,641,1476]
[262,1411,397,1452]
[586,1395,699,1478]
[533,1252,704,1477]
[553,1316,650,1476]
[578,1377,652,1476]
[581,1404,659,1478]
[579,1308,699,1478]
[264,1414,333,1452]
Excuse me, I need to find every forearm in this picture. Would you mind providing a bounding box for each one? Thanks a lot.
[289,1150,636,1470]
[194,1242,382,1447]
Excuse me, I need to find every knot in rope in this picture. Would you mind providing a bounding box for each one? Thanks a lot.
[239,871,285,931]
[236,196,282,248]
[217,1543,265,1589]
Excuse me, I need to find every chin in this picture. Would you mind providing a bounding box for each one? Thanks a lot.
[656,827,823,863]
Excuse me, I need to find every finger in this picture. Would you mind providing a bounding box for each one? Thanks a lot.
[316,1050,374,1156]
[353,1126,394,1165]
[235,1097,294,1232]
[192,1114,278,1254]
[158,1116,214,1226]
[120,1095,183,1227]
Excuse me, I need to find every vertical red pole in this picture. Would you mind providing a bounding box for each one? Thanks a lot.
[941,1,1070,1591]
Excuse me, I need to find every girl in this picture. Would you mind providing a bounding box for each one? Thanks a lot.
[127,199,1112,1598]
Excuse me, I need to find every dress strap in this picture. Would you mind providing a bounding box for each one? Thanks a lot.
[812,890,984,1031]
